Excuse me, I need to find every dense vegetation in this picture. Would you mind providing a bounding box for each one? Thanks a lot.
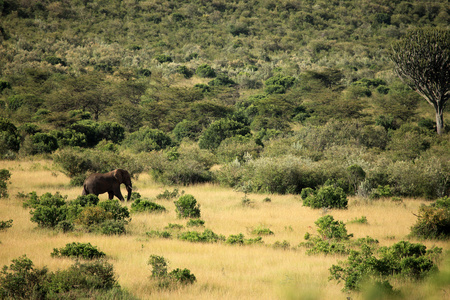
[0,1,449,199]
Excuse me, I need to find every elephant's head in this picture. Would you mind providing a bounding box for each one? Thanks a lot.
[113,169,132,201]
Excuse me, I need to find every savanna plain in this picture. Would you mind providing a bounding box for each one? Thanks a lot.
[0,159,449,300]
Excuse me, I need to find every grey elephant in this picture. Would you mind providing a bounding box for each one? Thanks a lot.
[82,169,132,201]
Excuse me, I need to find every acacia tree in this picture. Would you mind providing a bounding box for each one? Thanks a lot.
[390,28,450,135]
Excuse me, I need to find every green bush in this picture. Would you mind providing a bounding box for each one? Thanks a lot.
[0,256,122,299]
[251,225,274,236]
[178,229,224,243]
[131,199,166,213]
[198,118,251,150]
[51,242,106,259]
[410,197,450,239]
[174,194,201,218]
[0,219,12,231]
[148,255,196,288]
[28,192,68,228]
[264,74,296,94]
[225,233,263,245]
[329,242,441,291]
[156,189,181,200]
[315,215,352,240]
[0,169,11,198]
[186,218,205,227]
[154,54,172,63]
[0,118,20,155]
[195,64,215,78]
[302,185,348,209]
[122,127,173,153]
[176,65,193,78]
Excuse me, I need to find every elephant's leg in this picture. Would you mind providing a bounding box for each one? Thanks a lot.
[108,191,114,200]
[112,187,125,201]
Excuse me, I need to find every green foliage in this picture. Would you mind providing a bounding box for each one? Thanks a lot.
[225,233,263,245]
[0,219,12,231]
[147,230,172,239]
[329,242,442,291]
[315,215,352,240]
[154,54,173,63]
[0,256,121,299]
[264,74,296,94]
[0,169,11,198]
[195,64,215,78]
[51,242,106,259]
[348,216,368,224]
[148,255,196,288]
[0,118,20,155]
[410,197,450,240]
[302,185,348,209]
[178,229,224,243]
[131,198,166,213]
[208,74,236,87]
[272,240,291,250]
[390,28,450,134]
[156,189,181,200]
[24,192,130,235]
[174,194,201,219]
[122,126,173,153]
[148,145,215,185]
[28,192,68,228]
[251,225,274,236]
[198,118,251,150]
[186,219,205,227]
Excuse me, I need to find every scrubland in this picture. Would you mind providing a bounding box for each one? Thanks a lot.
[0,159,448,300]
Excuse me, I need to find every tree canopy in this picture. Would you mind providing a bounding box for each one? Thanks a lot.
[390,28,450,135]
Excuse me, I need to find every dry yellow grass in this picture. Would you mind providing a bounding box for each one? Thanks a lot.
[0,159,449,299]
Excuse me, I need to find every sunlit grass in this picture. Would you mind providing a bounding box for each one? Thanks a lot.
[0,159,448,299]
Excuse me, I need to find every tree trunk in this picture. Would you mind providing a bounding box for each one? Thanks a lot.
[436,105,444,135]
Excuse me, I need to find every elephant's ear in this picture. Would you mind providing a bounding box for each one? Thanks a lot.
[113,169,124,183]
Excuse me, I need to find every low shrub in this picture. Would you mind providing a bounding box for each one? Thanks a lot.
[186,219,205,227]
[147,230,172,239]
[272,240,291,250]
[148,255,196,288]
[131,199,166,213]
[0,169,12,198]
[410,197,450,239]
[329,241,442,291]
[24,192,130,234]
[51,242,106,259]
[225,233,263,245]
[156,189,181,200]
[299,215,356,255]
[178,229,224,243]
[348,216,368,224]
[196,64,215,78]
[0,219,12,231]
[302,185,348,209]
[0,255,122,299]
[174,194,201,218]
[251,225,274,236]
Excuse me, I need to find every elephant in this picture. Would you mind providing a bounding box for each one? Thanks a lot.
[82,169,132,201]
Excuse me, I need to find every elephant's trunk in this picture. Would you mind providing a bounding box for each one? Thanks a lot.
[126,185,132,201]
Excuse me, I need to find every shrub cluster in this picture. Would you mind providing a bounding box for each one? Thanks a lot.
[301,185,348,209]
[148,255,196,289]
[329,241,442,291]
[174,194,201,219]
[131,198,166,213]
[0,255,127,299]
[0,219,13,231]
[23,193,130,234]
[299,215,355,256]
[410,196,450,239]
[51,242,106,260]
[0,169,11,198]
[178,229,224,243]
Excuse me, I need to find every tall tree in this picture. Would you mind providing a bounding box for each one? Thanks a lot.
[390,28,450,135]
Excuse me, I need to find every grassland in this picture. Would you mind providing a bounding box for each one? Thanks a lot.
[0,159,449,300]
